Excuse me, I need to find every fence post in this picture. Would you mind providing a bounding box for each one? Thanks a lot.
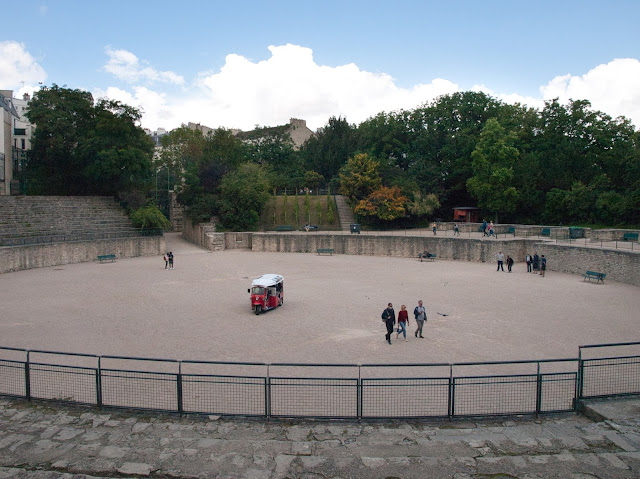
[96,356,102,407]
[577,348,584,401]
[448,364,454,420]
[357,364,362,419]
[177,361,183,416]
[24,351,31,400]
[535,362,542,415]
[265,364,271,419]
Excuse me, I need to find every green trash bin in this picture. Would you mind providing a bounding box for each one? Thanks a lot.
[350,224,360,234]
[569,227,584,239]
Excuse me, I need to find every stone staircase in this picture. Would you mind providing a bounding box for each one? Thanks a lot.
[334,195,356,231]
[0,196,140,246]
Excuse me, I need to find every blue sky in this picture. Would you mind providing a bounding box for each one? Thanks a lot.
[2,0,640,131]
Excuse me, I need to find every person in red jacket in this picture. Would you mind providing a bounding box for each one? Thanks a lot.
[397,305,409,342]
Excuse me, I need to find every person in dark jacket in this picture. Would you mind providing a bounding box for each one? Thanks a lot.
[382,303,396,345]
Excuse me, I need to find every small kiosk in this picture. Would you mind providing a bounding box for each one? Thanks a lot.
[452,207,480,223]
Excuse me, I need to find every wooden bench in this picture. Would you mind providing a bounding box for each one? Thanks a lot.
[316,248,334,255]
[97,254,116,263]
[623,232,639,242]
[582,271,606,284]
[275,225,294,232]
[418,252,436,262]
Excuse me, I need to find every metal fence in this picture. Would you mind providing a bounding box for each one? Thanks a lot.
[1,343,638,420]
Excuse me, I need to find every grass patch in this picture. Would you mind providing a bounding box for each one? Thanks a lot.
[260,194,339,230]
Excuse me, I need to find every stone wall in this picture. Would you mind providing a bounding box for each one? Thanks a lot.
[181,220,252,251]
[251,233,528,262]
[590,229,640,242]
[251,233,640,286]
[224,232,252,249]
[535,243,640,285]
[181,219,224,251]
[0,236,165,274]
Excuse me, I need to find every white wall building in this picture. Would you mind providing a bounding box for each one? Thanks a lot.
[0,90,20,196]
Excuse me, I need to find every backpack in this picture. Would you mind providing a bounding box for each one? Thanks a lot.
[381,309,389,322]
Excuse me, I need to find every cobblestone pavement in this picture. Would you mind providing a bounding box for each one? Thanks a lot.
[1,396,640,478]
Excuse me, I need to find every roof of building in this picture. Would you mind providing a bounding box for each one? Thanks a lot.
[0,93,19,118]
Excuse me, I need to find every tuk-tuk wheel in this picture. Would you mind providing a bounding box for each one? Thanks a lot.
[255,305,262,315]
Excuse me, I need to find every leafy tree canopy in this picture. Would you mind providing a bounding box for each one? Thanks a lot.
[25,84,154,197]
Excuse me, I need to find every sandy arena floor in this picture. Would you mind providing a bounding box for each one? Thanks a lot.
[1,233,638,366]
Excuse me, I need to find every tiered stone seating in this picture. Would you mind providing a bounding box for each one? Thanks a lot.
[0,196,140,246]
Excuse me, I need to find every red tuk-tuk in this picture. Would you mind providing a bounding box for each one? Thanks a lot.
[248,274,284,315]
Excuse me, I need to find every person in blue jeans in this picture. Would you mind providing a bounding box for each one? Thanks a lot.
[396,305,409,342]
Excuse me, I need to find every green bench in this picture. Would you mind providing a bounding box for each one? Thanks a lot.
[275,225,294,232]
[541,228,551,237]
[97,254,116,263]
[623,232,639,242]
[582,271,606,284]
[316,248,334,255]
[507,227,516,236]
[418,252,436,262]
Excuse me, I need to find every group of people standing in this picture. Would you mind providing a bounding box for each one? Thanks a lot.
[381,301,427,344]
[163,252,174,270]
[495,251,514,272]
[496,252,546,276]
[525,252,546,276]
[482,219,496,237]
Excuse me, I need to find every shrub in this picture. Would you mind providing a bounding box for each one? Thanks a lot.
[130,205,172,230]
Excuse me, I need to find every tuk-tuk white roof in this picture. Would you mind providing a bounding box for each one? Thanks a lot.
[251,274,283,287]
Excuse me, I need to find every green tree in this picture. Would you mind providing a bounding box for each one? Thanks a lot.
[218,163,270,231]
[467,118,520,221]
[130,205,172,230]
[303,170,325,191]
[406,191,440,217]
[300,116,357,180]
[25,84,154,196]
[339,153,382,205]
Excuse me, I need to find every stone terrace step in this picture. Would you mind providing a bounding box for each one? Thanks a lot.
[0,196,138,243]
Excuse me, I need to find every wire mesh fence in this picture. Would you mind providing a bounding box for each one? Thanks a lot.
[0,343,638,419]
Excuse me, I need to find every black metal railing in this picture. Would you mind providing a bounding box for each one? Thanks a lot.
[1,343,638,420]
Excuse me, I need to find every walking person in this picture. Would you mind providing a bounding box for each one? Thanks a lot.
[506,255,514,273]
[496,251,505,271]
[163,253,169,270]
[540,255,547,277]
[453,223,460,236]
[482,219,487,236]
[413,300,426,338]
[533,252,540,274]
[381,303,396,345]
[488,221,495,237]
[432,222,437,235]
[168,251,174,270]
[525,254,532,273]
[397,305,409,342]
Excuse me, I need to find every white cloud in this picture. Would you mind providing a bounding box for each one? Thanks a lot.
[188,44,458,131]
[475,59,640,127]
[103,48,185,86]
[4,42,639,135]
[538,58,640,124]
[0,41,46,95]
